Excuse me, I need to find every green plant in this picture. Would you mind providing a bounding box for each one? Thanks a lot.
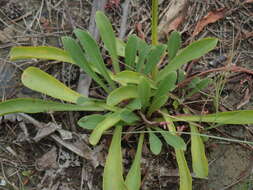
[1,2,253,190]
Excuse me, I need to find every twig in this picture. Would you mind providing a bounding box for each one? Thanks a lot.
[119,0,131,39]
[178,65,253,88]
[88,0,107,41]
[18,113,91,158]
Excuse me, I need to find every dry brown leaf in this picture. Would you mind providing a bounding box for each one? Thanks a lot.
[158,0,188,38]
[193,8,227,37]
[166,15,185,34]
[244,31,253,38]
[245,0,253,3]
[36,147,59,171]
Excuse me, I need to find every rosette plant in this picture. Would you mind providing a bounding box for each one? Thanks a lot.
[1,1,253,189]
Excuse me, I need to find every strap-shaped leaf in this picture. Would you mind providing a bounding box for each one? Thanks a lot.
[148,72,176,116]
[103,126,127,190]
[125,34,138,69]
[136,39,151,72]
[153,71,177,99]
[78,114,106,130]
[96,11,120,73]
[147,95,168,117]
[125,133,144,190]
[10,46,105,76]
[89,112,121,145]
[156,128,186,150]
[120,109,139,124]
[173,110,253,124]
[10,46,74,64]
[0,98,106,116]
[148,129,162,155]
[74,29,115,89]
[158,38,218,81]
[175,149,192,190]
[126,99,142,111]
[116,38,126,57]
[107,85,139,106]
[138,77,151,110]
[162,112,192,190]
[112,70,156,89]
[190,125,208,178]
[167,31,182,62]
[143,44,166,74]
[22,67,81,103]
[62,36,110,93]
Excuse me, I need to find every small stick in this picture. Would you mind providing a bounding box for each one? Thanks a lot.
[178,65,253,88]
[119,0,131,39]
[18,113,90,158]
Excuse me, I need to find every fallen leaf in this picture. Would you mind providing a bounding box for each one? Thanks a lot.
[245,0,253,3]
[105,0,120,8]
[166,15,185,34]
[193,8,227,37]
[244,31,253,39]
[158,0,188,38]
[135,23,145,40]
[33,122,59,142]
[36,147,59,171]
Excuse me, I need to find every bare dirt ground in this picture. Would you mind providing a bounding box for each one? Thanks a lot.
[0,0,253,189]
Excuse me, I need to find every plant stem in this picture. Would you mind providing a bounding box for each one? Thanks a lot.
[151,0,158,46]
[151,0,159,79]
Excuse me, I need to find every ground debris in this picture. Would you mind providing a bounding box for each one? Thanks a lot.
[158,0,188,38]
[192,8,227,37]
[36,147,59,171]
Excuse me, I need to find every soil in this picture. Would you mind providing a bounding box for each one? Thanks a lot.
[0,0,253,190]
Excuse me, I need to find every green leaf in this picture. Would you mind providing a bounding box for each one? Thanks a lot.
[89,112,121,145]
[148,129,162,155]
[10,46,74,64]
[0,98,106,116]
[78,114,106,130]
[74,29,115,89]
[158,38,218,81]
[177,69,186,83]
[125,35,138,70]
[126,99,142,111]
[154,71,177,98]
[173,110,253,124]
[103,126,127,190]
[162,112,192,190]
[167,31,181,61]
[175,149,192,190]
[22,67,81,103]
[187,78,211,97]
[190,125,208,178]
[147,95,168,116]
[106,85,138,106]
[120,109,139,124]
[138,77,151,110]
[116,38,126,57]
[62,36,111,93]
[143,44,166,74]
[96,11,120,73]
[125,133,144,190]
[136,39,151,72]
[156,128,186,150]
[112,70,156,88]
[149,72,177,115]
